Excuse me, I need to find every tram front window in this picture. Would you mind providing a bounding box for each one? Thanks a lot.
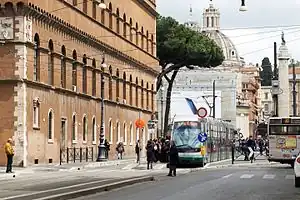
[172,121,201,149]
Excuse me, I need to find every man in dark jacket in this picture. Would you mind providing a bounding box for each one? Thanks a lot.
[168,140,178,177]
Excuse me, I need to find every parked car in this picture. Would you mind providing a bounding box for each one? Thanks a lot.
[293,154,300,187]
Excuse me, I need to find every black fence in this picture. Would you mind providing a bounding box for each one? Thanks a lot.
[60,147,96,165]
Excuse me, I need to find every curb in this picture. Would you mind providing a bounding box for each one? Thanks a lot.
[36,176,155,200]
[204,162,282,169]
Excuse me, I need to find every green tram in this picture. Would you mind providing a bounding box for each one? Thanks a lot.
[171,115,235,166]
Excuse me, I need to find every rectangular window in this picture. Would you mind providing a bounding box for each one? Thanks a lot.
[92,1,97,19]
[33,101,40,128]
[92,70,96,96]
[265,92,268,99]
[83,0,87,14]
[72,62,77,90]
[72,115,77,143]
[61,58,66,88]
[82,67,87,94]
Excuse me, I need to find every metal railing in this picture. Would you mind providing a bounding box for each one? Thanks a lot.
[60,147,95,165]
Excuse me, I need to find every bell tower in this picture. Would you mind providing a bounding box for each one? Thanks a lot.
[202,0,220,31]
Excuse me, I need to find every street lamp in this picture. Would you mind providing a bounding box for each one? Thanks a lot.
[97,56,107,162]
[239,0,247,12]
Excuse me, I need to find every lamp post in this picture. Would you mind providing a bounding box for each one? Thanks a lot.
[97,57,108,161]
[240,0,247,11]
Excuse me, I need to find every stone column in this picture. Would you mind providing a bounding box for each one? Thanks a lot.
[278,43,290,117]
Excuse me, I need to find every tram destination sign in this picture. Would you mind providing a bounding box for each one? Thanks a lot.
[269,118,300,124]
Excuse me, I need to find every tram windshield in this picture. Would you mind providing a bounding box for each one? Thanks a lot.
[172,121,202,149]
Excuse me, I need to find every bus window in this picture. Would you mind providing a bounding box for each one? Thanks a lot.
[288,126,300,135]
[269,125,288,135]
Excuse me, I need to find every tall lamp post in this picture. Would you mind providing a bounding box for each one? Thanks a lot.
[97,56,108,161]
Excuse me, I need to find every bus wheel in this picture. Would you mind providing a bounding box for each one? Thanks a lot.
[295,176,300,188]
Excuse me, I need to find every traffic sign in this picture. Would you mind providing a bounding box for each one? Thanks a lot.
[198,132,208,143]
[197,107,207,118]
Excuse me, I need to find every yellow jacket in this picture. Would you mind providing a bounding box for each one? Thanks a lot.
[4,142,14,156]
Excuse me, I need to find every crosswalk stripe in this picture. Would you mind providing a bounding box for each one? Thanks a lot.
[240,174,254,179]
[153,164,165,170]
[263,174,276,179]
[285,175,294,180]
[222,174,233,179]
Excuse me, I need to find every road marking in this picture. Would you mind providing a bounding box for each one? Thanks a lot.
[153,164,165,170]
[122,163,138,170]
[222,174,233,179]
[263,174,276,179]
[3,178,112,200]
[240,174,254,179]
[285,175,294,180]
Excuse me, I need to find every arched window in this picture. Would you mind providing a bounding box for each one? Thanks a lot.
[123,122,127,145]
[130,123,133,145]
[135,77,139,107]
[141,27,144,50]
[83,0,87,13]
[61,46,66,88]
[116,69,120,100]
[33,33,40,81]
[135,23,139,46]
[123,72,126,101]
[136,127,139,141]
[72,114,77,141]
[211,17,214,27]
[100,0,105,24]
[116,8,120,34]
[48,39,54,85]
[146,82,149,109]
[123,13,127,38]
[129,18,133,42]
[92,117,96,143]
[92,0,97,19]
[117,121,120,143]
[82,55,87,94]
[83,115,87,142]
[108,119,113,143]
[129,75,133,105]
[146,31,149,52]
[48,109,54,141]
[141,80,144,108]
[92,59,96,96]
[207,17,209,27]
[108,66,113,100]
[33,98,40,128]
[72,50,77,90]
[108,3,113,29]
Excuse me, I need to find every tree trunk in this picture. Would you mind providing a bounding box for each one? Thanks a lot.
[163,70,179,137]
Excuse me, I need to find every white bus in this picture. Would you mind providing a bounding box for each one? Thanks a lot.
[267,117,300,167]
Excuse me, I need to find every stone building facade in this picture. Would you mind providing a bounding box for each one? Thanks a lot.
[0,0,159,166]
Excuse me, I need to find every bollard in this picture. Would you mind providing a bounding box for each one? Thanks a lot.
[73,147,76,163]
[231,145,234,164]
[86,147,88,162]
[91,147,94,161]
[60,149,62,165]
[80,147,82,162]
[67,147,69,163]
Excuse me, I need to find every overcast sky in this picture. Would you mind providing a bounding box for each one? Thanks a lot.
[157,0,300,65]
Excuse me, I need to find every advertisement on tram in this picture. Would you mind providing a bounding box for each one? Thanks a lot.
[267,117,300,167]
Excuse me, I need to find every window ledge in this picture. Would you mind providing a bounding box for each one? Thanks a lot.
[92,141,97,145]
[83,141,87,144]
[33,126,40,130]
[72,140,78,144]
[48,139,54,144]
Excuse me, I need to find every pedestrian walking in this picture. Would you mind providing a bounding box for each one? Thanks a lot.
[116,141,124,159]
[135,140,141,163]
[4,138,14,173]
[168,140,178,177]
[146,140,154,170]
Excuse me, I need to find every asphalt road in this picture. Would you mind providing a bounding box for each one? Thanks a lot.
[74,165,300,200]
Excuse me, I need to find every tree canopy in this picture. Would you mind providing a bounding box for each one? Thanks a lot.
[156,16,224,136]
[259,57,273,86]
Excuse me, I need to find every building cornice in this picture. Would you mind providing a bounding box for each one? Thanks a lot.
[134,0,158,17]
[25,3,159,76]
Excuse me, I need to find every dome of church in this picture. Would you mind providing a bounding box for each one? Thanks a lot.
[185,1,242,66]
[203,30,240,66]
